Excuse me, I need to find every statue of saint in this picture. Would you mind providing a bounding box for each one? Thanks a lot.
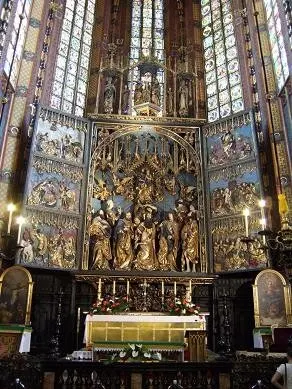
[103,77,116,114]
[121,84,130,114]
[151,78,160,106]
[167,87,174,115]
[178,79,189,117]
[63,236,75,267]
[134,82,143,105]
[142,82,151,102]
[89,210,112,269]
[134,213,156,271]
[157,213,179,271]
[115,212,134,270]
[34,229,48,259]
[181,216,198,272]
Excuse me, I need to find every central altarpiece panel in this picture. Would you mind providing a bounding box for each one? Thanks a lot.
[83,120,207,274]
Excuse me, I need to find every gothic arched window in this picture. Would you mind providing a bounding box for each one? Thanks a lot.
[129,0,165,112]
[201,0,244,122]
[50,0,96,117]
[263,0,289,92]
[3,0,32,90]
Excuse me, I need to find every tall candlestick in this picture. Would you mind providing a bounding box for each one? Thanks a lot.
[174,281,177,297]
[243,208,250,237]
[113,280,116,295]
[126,280,130,296]
[7,203,16,234]
[16,216,25,244]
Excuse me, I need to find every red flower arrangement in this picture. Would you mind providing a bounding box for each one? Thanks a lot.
[89,296,129,315]
[165,297,200,316]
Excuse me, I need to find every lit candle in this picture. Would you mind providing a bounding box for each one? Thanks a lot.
[7,203,16,234]
[162,280,165,296]
[258,199,266,220]
[260,218,267,245]
[189,279,192,301]
[242,208,250,237]
[260,218,266,231]
[16,216,25,244]
[126,280,130,296]
[98,278,102,292]
[77,307,81,333]
[113,280,116,295]
[174,281,177,297]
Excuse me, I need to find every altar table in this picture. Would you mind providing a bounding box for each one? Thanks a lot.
[85,314,207,360]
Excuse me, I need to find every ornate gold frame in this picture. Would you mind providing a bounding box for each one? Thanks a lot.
[253,269,292,327]
[0,265,34,326]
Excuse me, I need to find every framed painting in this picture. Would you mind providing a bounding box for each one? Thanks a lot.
[253,269,292,327]
[0,265,33,325]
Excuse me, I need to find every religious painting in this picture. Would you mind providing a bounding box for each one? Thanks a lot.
[207,122,255,166]
[0,266,33,325]
[209,170,261,216]
[35,117,85,163]
[26,169,80,212]
[16,224,77,270]
[253,269,292,327]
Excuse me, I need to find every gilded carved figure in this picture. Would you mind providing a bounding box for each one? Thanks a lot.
[181,216,198,272]
[90,211,112,270]
[59,183,76,211]
[178,79,189,117]
[157,213,179,271]
[122,84,130,114]
[103,77,116,114]
[134,213,157,271]
[151,77,160,106]
[134,82,143,105]
[115,212,134,270]
[34,229,48,259]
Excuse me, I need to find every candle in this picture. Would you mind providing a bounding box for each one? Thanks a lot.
[98,278,102,293]
[258,199,266,219]
[189,279,192,301]
[113,280,116,295]
[162,280,165,296]
[260,218,266,231]
[242,208,250,237]
[16,216,25,244]
[174,281,177,297]
[7,203,16,234]
[260,218,267,245]
[126,280,130,296]
[77,307,81,333]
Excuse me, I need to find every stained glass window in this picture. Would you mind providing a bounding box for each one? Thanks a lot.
[50,0,96,117]
[129,0,165,112]
[282,0,292,49]
[263,0,289,92]
[4,0,32,89]
[201,0,244,122]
